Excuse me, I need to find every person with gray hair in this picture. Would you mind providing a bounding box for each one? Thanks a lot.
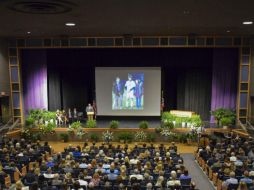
[222,171,238,189]
[146,182,153,190]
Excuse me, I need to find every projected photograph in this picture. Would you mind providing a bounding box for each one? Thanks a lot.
[112,73,144,110]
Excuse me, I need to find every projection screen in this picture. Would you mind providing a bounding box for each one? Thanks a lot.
[95,67,161,116]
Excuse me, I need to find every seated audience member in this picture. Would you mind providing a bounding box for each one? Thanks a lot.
[23,168,37,185]
[130,169,144,181]
[179,169,191,180]
[237,182,249,190]
[107,169,118,180]
[222,171,238,190]
[240,171,253,184]
[146,182,153,190]
[77,174,88,187]
[43,168,55,179]
[72,181,83,190]
[167,171,181,187]
[52,174,62,186]
[10,180,29,190]
[90,172,100,186]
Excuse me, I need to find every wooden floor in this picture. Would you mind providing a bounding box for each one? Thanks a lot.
[47,141,197,154]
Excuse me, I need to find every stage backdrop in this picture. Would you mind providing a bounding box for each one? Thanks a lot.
[21,48,239,121]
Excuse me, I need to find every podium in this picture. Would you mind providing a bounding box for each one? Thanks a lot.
[87,112,94,121]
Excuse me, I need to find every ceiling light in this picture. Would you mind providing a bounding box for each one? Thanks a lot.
[226,30,231,33]
[27,31,31,34]
[65,22,76,26]
[183,10,190,14]
[243,21,253,25]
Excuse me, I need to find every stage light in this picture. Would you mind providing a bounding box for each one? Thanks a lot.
[243,21,253,25]
[65,22,76,26]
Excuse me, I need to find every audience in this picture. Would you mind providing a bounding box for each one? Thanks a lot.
[0,137,197,190]
[197,134,254,190]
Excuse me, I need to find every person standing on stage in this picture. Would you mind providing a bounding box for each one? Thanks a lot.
[86,103,94,120]
[134,79,143,109]
[92,100,97,119]
[73,108,77,122]
[68,108,72,123]
[112,77,124,109]
[125,74,136,109]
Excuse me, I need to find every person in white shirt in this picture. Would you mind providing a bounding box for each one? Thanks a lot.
[167,171,181,187]
[125,74,136,109]
[129,169,144,180]
[77,174,88,187]
[130,156,139,165]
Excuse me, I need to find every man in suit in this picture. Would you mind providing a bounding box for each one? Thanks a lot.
[112,77,124,109]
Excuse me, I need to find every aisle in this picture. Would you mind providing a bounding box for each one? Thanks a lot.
[182,153,215,190]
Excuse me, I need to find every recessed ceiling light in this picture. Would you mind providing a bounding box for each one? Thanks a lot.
[27,31,31,34]
[183,10,190,14]
[65,22,76,26]
[226,30,231,33]
[243,21,253,25]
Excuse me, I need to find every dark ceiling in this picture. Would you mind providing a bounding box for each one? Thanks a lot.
[0,0,254,37]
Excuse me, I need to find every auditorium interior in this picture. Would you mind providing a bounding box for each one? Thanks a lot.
[0,1,254,190]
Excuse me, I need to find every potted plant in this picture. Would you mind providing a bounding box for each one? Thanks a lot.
[178,133,187,143]
[71,121,82,129]
[160,128,176,141]
[163,121,174,129]
[59,133,69,142]
[86,120,96,128]
[139,121,149,129]
[161,112,176,123]
[90,133,99,142]
[191,115,202,128]
[147,133,156,142]
[155,126,162,133]
[118,132,133,143]
[220,117,233,129]
[109,120,119,129]
[211,108,236,127]
[102,130,114,143]
[134,131,147,142]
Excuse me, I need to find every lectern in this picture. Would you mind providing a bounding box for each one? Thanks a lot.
[87,111,94,121]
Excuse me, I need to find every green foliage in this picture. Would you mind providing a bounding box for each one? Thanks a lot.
[161,112,176,123]
[27,109,56,122]
[147,133,156,142]
[139,121,149,129]
[70,121,82,129]
[38,122,56,135]
[90,133,99,142]
[118,132,134,142]
[177,133,188,143]
[211,108,236,126]
[59,133,69,142]
[163,121,174,129]
[25,116,35,126]
[109,120,119,129]
[155,127,163,133]
[86,120,97,128]
[220,117,234,126]
[190,115,202,127]
[161,111,203,128]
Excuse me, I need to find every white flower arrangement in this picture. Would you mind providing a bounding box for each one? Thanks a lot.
[76,128,87,139]
[134,131,147,141]
[160,128,176,137]
[102,130,114,142]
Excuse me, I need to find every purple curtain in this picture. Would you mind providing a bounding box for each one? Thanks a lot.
[22,50,48,114]
[210,49,238,122]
